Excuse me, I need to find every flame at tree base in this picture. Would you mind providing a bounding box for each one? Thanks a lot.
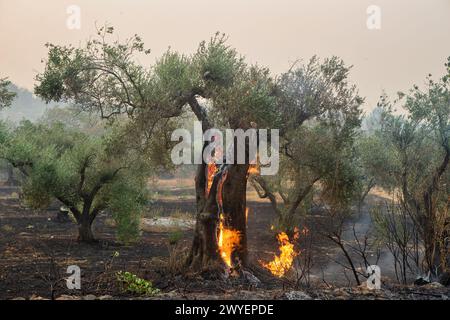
[218,214,241,268]
[260,228,300,277]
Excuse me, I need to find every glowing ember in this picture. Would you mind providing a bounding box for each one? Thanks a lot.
[217,213,241,268]
[206,163,218,196]
[247,163,260,175]
[261,227,300,277]
[245,207,249,224]
[205,135,222,197]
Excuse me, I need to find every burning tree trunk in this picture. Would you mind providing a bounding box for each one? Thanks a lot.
[186,97,250,272]
[187,159,249,271]
[217,164,249,268]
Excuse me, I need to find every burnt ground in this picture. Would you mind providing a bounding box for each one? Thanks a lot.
[0,183,285,299]
[0,183,449,300]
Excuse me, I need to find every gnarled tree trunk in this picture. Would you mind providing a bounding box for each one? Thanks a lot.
[77,219,95,242]
[186,96,252,273]
[74,203,97,243]
[187,160,249,271]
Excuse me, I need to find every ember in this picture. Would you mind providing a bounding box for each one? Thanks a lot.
[245,207,249,224]
[205,163,218,196]
[248,163,260,175]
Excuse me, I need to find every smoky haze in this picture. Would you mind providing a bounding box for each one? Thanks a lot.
[0,0,449,111]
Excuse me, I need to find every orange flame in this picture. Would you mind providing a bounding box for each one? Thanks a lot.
[214,168,241,268]
[205,135,222,197]
[248,163,260,175]
[206,163,218,196]
[218,214,241,268]
[261,227,300,277]
[245,207,249,224]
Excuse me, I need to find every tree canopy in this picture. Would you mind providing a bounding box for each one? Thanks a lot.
[251,56,364,229]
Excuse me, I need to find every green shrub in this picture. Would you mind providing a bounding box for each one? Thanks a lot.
[116,271,160,296]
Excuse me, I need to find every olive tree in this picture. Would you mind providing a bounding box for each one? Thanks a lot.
[0,121,150,242]
[363,58,450,278]
[0,77,17,184]
[250,56,363,231]
[34,28,277,271]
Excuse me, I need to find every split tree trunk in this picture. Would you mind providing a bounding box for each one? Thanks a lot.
[187,161,249,271]
[220,164,249,267]
[188,161,220,269]
[77,218,95,242]
[75,205,96,243]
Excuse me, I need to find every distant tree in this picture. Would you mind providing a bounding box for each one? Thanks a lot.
[0,78,17,185]
[361,105,383,133]
[0,77,16,109]
[363,58,450,278]
[0,121,150,242]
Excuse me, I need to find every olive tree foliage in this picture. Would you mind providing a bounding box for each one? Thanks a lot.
[35,27,276,138]
[0,78,17,184]
[250,56,364,231]
[363,58,450,278]
[0,77,16,109]
[33,26,279,198]
[0,121,150,243]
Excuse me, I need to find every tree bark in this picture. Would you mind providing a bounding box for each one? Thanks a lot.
[77,217,95,242]
[421,144,449,277]
[76,203,96,243]
[187,162,249,271]
[402,137,449,278]
[220,164,249,267]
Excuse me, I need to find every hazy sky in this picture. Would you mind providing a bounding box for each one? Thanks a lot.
[1,0,449,111]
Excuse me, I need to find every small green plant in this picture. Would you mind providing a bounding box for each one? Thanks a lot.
[116,271,160,296]
[168,230,183,245]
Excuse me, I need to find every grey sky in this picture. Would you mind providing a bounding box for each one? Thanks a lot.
[1,0,449,112]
